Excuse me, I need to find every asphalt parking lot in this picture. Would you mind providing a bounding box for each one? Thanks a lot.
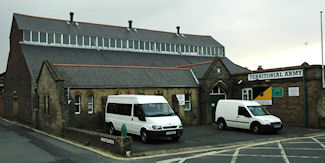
[131,125,325,156]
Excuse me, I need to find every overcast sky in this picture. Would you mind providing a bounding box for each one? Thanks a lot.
[1,0,325,73]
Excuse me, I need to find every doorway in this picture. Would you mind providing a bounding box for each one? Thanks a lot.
[210,86,226,122]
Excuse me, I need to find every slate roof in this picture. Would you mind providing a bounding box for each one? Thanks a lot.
[54,65,198,88]
[20,44,214,85]
[14,13,224,47]
[220,57,251,75]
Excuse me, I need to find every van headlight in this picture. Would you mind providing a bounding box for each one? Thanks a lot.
[152,125,162,130]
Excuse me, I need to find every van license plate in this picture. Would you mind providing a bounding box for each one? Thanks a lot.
[274,124,281,128]
[166,131,176,135]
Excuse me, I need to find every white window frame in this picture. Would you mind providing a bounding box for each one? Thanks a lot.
[88,95,94,114]
[242,88,253,100]
[75,95,81,115]
[185,94,192,111]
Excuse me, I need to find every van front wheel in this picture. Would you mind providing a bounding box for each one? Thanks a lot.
[108,123,115,135]
[252,123,261,134]
[217,119,226,130]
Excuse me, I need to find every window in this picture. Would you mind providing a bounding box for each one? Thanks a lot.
[238,106,250,117]
[63,34,69,44]
[48,33,54,44]
[88,95,94,114]
[171,44,175,52]
[145,42,150,50]
[181,45,185,52]
[216,67,221,74]
[166,43,170,52]
[116,38,121,48]
[185,45,188,53]
[128,40,134,49]
[161,43,166,51]
[140,41,144,50]
[91,36,96,47]
[24,30,31,41]
[198,46,202,54]
[55,33,61,44]
[98,37,103,47]
[104,38,109,47]
[185,94,191,111]
[134,40,139,50]
[40,32,46,43]
[106,103,132,116]
[75,95,81,114]
[122,39,127,49]
[32,31,39,42]
[84,36,90,46]
[156,43,161,51]
[77,35,83,46]
[70,35,76,45]
[150,42,155,51]
[203,47,207,55]
[242,88,253,100]
[110,38,116,48]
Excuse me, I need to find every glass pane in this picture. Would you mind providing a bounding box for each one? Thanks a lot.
[63,34,69,44]
[55,33,61,44]
[98,37,103,46]
[122,39,127,48]
[75,96,80,103]
[150,42,155,50]
[176,45,180,52]
[48,33,54,44]
[40,32,46,43]
[70,35,76,45]
[116,38,121,48]
[171,44,175,52]
[161,43,166,51]
[156,43,161,51]
[140,41,144,50]
[91,36,96,46]
[110,38,116,48]
[166,43,170,52]
[220,48,224,56]
[207,47,211,55]
[32,31,38,42]
[77,35,83,46]
[104,38,109,47]
[134,40,139,49]
[203,47,207,55]
[181,45,185,52]
[128,40,134,49]
[185,45,188,52]
[145,42,149,50]
[190,46,193,52]
[24,30,31,41]
[84,36,90,46]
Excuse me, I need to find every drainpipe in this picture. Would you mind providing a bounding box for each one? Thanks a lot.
[33,86,39,129]
[67,87,71,126]
[302,64,308,127]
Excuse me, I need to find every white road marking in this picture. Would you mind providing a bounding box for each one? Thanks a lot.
[278,141,290,163]
[230,148,240,163]
[212,153,319,159]
[156,157,182,163]
[177,149,233,163]
[248,147,325,150]
[283,141,318,144]
[311,137,325,149]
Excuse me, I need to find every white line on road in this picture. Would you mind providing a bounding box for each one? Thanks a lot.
[156,157,182,163]
[230,148,240,163]
[248,147,325,150]
[278,141,290,163]
[311,137,325,149]
[212,153,319,159]
[177,149,233,163]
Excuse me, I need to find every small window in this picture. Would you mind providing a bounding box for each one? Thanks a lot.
[77,35,83,46]
[181,45,185,52]
[134,104,144,117]
[128,40,134,49]
[176,45,180,52]
[104,38,109,47]
[166,43,170,52]
[48,33,54,44]
[110,38,116,48]
[91,36,96,47]
[98,37,103,47]
[145,42,150,50]
[70,35,76,45]
[55,33,61,44]
[171,44,175,52]
[161,43,166,51]
[217,67,221,74]
[40,32,46,43]
[198,47,202,54]
[238,106,249,117]
[63,34,69,44]
[88,95,94,114]
[185,94,191,111]
[84,36,90,46]
[184,45,188,53]
[150,42,155,51]
[24,30,31,41]
[32,31,39,42]
[116,38,121,48]
[242,88,253,100]
[122,39,127,49]
[134,40,139,50]
[75,95,81,114]
[156,43,161,51]
[140,41,144,50]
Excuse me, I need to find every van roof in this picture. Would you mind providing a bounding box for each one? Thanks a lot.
[218,99,261,106]
[107,95,168,104]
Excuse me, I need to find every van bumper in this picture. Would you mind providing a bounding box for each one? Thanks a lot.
[147,129,183,138]
[260,124,283,132]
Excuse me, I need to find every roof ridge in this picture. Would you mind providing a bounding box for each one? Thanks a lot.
[53,63,191,70]
[13,13,212,37]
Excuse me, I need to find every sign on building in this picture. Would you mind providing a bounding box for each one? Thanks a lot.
[248,69,303,81]
[176,94,185,105]
[272,87,283,97]
[254,87,272,105]
[288,87,299,96]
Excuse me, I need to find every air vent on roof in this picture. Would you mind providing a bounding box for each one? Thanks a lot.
[70,12,74,22]
[128,20,133,29]
[176,26,180,36]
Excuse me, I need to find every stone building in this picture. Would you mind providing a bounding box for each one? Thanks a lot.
[5,13,248,134]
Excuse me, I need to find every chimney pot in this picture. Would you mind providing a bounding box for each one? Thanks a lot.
[257,65,263,71]
[70,12,74,22]
[176,26,180,34]
[128,20,133,29]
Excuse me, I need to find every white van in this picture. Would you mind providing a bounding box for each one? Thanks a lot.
[105,95,183,143]
[215,100,282,134]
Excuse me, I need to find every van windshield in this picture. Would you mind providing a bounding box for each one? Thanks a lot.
[140,103,175,117]
[247,105,271,116]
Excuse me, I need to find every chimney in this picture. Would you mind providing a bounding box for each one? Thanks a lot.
[257,65,263,71]
[176,26,180,35]
[128,20,133,29]
[70,12,74,22]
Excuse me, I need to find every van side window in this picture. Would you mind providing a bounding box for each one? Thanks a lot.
[134,104,144,117]
[238,106,250,117]
[106,103,131,116]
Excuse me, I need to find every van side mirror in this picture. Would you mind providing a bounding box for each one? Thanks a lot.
[138,114,146,121]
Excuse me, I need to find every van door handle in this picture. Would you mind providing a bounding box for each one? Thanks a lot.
[237,116,240,118]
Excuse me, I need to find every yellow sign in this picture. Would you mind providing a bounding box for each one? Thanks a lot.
[254,87,272,105]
